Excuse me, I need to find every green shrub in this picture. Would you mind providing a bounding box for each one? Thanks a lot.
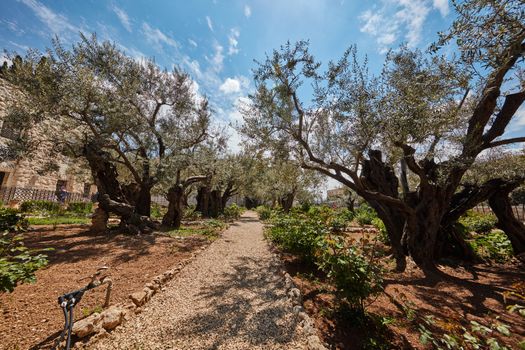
[336,207,355,222]
[354,204,378,225]
[468,230,513,262]
[20,200,60,214]
[371,218,389,244]
[300,202,311,212]
[0,208,28,231]
[151,203,164,219]
[256,205,273,221]
[223,204,243,221]
[306,205,334,223]
[458,210,497,233]
[0,212,48,292]
[267,213,327,262]
[67,201,93,215]
[317,235,384,312]
[0,231,50,292]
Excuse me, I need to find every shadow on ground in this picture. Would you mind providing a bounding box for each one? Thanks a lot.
[164,256,300,349]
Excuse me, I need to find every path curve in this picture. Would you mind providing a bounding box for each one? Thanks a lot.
[90,211,307,350]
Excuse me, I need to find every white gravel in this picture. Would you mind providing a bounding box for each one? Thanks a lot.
[90,211,307,350]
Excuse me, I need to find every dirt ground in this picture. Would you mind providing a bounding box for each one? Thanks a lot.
[279,231,525,350]
[0,224,210,350]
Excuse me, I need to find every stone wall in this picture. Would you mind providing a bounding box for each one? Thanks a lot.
[0,78,95,197]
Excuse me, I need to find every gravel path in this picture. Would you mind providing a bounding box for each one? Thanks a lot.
[90,211,307,350]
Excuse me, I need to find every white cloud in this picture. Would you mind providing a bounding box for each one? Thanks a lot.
[220,78,241,94]
[359,0,447,54]
[188,38,198,47]
[432,0,449,16]
[395,0,430,48]
[19,0,78,35]
[208,43,224,72]
[112,5,132,32]
[244,5,252,18]
[206,16,214,32]
[219,76,250,94]
[228,28,240,55]
[142,22,178,51]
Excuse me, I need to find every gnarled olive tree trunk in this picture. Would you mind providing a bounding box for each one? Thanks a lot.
[361,150,407,271]
[489,190,525,255]
[83,142,158,234]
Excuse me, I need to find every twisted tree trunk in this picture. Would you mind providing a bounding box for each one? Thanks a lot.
[489,191,525,255]
[83,142,157,234]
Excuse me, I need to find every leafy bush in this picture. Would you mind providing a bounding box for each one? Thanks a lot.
[0,211,49,292]
[317,235,384,312]
[183,205,202,221]
[256,205,273,221]
[306,205,334,223]
[267,213,327,262]
[468,230,513,262]
[67,201,93,215]
[20,200,60,214]
[354,204,378,225]
[459,210,497,233]
[0,232,50,292]
[0,208,28,231]
[223,204,243,221]
[371,218,389,244]
[336,208,355,223]
[151,203,164,219]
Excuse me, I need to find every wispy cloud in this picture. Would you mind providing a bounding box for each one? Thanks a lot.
[208,42,224,72]
[112,5,132,32]
[432,0,449,16]
[206,16,214,32]
[19,0,79,38]
[359,0,449,54]
[228,28,240,55]
[188,38,198,47]
[8,41,30,51]
[142,22,178,51]
[1,19,25,35]
[244,5,251,18]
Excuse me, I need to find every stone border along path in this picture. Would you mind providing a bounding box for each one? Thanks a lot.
[88,211,326,350]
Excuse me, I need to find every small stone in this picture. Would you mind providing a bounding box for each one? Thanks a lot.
[72,313,101,338]
[292,305,304,314]
[306,335,327,350]
[129,291,148,307]
[100,307,124,331]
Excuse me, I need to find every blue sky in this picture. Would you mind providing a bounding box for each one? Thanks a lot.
[1,0,524,153]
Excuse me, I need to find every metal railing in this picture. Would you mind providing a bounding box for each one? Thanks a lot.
[473,203,525,222]
[0,186,90,204]
[0,186,170,207]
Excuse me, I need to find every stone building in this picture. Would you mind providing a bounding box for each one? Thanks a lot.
[0,77,95,204]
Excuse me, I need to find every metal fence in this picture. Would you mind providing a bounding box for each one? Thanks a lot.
[473,203,525,222]
[0,186,172,207]
[0,186,90,204]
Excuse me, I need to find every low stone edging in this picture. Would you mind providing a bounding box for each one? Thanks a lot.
[281,266,328,350]
[70,245,208,349]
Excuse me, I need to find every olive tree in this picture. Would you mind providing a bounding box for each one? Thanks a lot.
[241,0,524,272]
[2,34,210,233]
